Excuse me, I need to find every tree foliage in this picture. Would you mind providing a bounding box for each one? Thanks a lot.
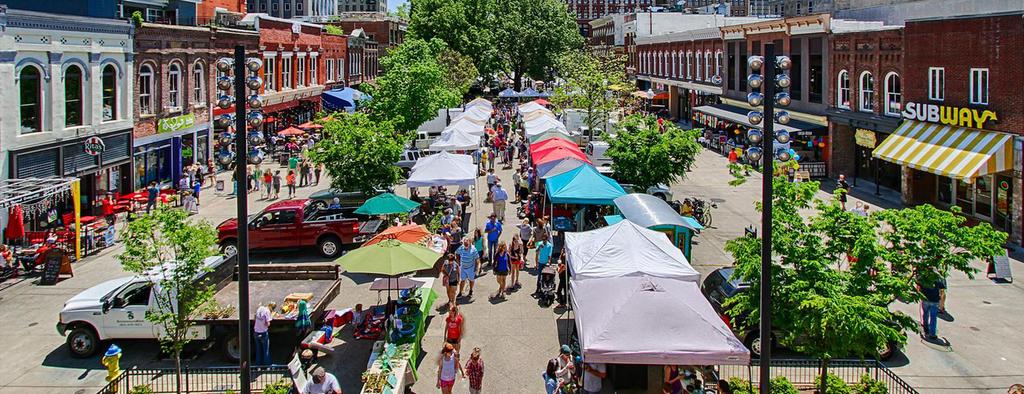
[493,0,583,90]
[408,0,500,78]
[392,3,411,20]
[307,112,405,194]
[323,24,344,36]
[604,114,702,190]
[437,48,480,99]
[367,38,462,135]
[118,206,218,392]
[551,50,629,133]
[724,176,1006,391]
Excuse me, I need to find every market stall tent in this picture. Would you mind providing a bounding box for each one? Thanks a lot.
[465,98,492,111]
[613,193,704,261]
[406,151,477,187]
[530,137,580,154]
[532,145,590,166]
[518,101,545,114]
[563,219,699,280]
[519,87,541,97]
[546,164,624,205]
[455,106,492,124]
[442,118,486,136]
[529,128,573,144]
[537,157,588,179]
[522,108,556,121]
[429,129,482,151]
[497,88,519,98]
[571,275,749,365]
[525,117,567,136]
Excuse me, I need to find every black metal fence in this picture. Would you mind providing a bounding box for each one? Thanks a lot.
[713,358,919,394]
[97,365,289,394]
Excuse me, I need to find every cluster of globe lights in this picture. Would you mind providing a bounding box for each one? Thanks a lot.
[215,57,266,166]
[743,54,800,163]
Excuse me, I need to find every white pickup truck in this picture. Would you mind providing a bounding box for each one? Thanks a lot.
[57,256,341,361]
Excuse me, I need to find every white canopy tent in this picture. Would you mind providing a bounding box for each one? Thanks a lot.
[429,129,482,151]
[571,275,750,365]
[465,98,492,111]
[442,118,485,136]
[523,108,556,121]
[525,116,567,136]
[455,106,492,123]
[564,219,700,281]
[518,101,544,113]
[407,151,477,187]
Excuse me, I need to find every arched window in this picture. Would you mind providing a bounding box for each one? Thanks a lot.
[139,64,154,114]
[859,71,874,112]
[704,52,712,81]
[168,63,181,109]
[686,51,692,79]
[678,52,684,78]
[19,66,43,133]
[837,70,850,109]
[671,51,677,78]
[102,64,117,120]
[192,62,205,105]
[884,72,901,116]
[696,51,703,81]
[65,65,84,127]
[716,50,723,79]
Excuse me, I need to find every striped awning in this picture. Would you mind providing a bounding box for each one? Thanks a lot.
[872,120,1013,181]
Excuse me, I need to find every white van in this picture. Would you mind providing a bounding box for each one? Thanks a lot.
[586,141,612,169]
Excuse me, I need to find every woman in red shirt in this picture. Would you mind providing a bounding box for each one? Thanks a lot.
[445,305,464,352]
[286,171,297,199]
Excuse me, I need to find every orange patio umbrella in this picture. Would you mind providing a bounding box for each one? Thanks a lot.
[298,121,324,129]
[364,224,432,246]
[278,126,306,136]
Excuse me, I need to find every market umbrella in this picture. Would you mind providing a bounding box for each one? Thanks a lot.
[278,126,306,136]
[298,121,323,129]
[533,98,551,106]
[354,193,420,215]
[335,239,440,276]
[4,206,25,240]
[370,277,424,291]
[364,224,431,246]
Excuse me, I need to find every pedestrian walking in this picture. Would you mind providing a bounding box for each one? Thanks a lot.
[486,169,497,194]
[544,359,563,394]
[456,237,480,298]
[472,148,483,174]
[286,170,297,198]
[272,170,282,199]
[437,343,464,394]
[837,174,851,210]
[442,253,460,309]
[192,180,202,205]
[473,228,485,263]
[288,155,299,172]
[253,301,273,365]
[314,164,322,185]
[262,170,273,199]
[299,160,311,187]
[465,347,485,394]
[918,278,945,340]
[492,242,510,299]
[205,159,217,186]
[512,170,523,203]
[445,306,466,351]
[485,215,502,263]
[145,181,159,213]
[510,234,524,289]
[492,182,508,220]
[487,145,496,170]
[533,235,553,296]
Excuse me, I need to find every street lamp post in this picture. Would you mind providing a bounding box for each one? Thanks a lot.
[216,46,265,392]
[742,43,792,394]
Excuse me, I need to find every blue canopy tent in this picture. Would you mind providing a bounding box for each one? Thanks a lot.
[546,164,626,205]
[497,88,519,98]
[322,87,363,112]
[519,87,541,97]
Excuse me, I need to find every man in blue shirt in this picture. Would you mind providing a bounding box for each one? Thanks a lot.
[484,214,502,263]
[456,236,480,298]
[533,235,553,296]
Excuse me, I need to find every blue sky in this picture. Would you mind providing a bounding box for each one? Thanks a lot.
[389,0,407,12]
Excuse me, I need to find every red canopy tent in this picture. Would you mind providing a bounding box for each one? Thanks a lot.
[278,126,306,136]
[533,98,551,106]
[532,146,591,166]
[530,138,580,155]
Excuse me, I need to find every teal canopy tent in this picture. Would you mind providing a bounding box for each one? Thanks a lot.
[546,165,626,205]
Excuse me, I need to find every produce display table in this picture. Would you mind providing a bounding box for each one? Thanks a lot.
[360,279,437,394]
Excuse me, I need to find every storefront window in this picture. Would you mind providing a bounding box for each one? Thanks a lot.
[65,65,84,127]
[19,66,43,133]
[955,179,973,214]
[102,65,117,121]
[937,176,953,205]
[809,38,823,104]
[975,176,993,219]
[790,38,802,101]
[135,145,172,188]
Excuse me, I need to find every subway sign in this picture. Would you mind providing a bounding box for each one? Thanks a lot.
[902,102,998,129]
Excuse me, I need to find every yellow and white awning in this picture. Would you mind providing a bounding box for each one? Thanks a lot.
[873,120,1013,181]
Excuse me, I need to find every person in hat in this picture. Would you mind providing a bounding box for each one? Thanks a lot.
[305,366,341,394]
[555,345,575,382]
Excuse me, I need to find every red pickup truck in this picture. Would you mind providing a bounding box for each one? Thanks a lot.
[217,199,378,258]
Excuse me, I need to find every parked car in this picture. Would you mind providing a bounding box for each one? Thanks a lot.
[308,187,394,210]
[217,199,378,258]
[596,167,674,201]
[700,266,899,360]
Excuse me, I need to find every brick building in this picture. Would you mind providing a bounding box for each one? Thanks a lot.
[196,0,246,21]
[345,28,377,86]
[826,26,904,194]
[570,0,652,37]
[321,32,348,88]
[871,12,1023,244]
[329,13,406,53]
[635,28,725,121]
[132,23,259,188]
[238,14,326,135]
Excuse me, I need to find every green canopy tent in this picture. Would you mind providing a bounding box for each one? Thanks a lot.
[354,193,420,215]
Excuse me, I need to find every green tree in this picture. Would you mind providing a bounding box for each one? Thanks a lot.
[307,112,405,194]
[367,38,461,135]
[437,48,480,99]
[392,3,411,20]
[118,206,218,394]
[604,114,702,190]
[724,176,1005,393]
[551,50,629,134]
[494,0,583,90]
[323,24,344,36]
[408,0,500,78]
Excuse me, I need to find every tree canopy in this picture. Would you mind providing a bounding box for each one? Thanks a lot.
[604,114,702,190]
[307,112,405,194]
[494,0,583,90]
[366,38,462,135]
[551,50,629,134]
[408,0,500,78]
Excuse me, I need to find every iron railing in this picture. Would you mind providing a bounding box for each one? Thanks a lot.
[712,358,919,394]
[97,365,289,394]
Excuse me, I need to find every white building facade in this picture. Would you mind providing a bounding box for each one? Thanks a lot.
[0,6,135,209]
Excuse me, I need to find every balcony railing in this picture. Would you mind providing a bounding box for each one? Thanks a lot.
[97,365,289,394]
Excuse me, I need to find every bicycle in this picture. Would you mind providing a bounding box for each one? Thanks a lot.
[691,198,717,228]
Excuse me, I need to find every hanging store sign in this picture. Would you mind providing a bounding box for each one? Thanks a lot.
[902,102,998,130]
[157,113,196,134]
[83,136,106,156]
[855,129,876,148]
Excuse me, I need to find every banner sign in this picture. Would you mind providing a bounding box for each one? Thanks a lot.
[157,113,196,134]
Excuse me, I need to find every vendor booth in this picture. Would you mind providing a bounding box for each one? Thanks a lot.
[546,165,625,206]
[532,146,590,166]
[537,157,588,179]
[564,219,699,281]
[612,193,704,261]
[529,128,573,144]
[465,98,493,111]
[497,87,519,99]
[407,152,476,187]
[428,129,483,152]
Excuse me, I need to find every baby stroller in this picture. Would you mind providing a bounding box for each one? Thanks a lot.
[537,265,558,307]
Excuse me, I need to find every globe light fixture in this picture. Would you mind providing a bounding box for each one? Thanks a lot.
[775,56,792,71]
[745,146,764,162]
[775,73,792,88]
[247,112,265,128]
[775,129,791,144]
[747,55,764,71]
[217,94,234,110]
[218,132,234,146]
[748,74,764,89]
[216,58,233,73]
[217,76,233,91]
[245,57,263,72]
[246,76,263,91]
[247,94,263,109]
[747,129,764,144]
[775,111,792,126]
[747,92,764,107]
[775,148,792,162]
[247,132,264,146]
[774,92,791,107]
[747,111,764,126]
[216,114,234,129]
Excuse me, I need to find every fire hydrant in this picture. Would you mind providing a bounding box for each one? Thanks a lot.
[101,344,123,389]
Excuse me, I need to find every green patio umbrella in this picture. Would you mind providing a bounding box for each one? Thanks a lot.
[335,238,440,276]
[353,193,421,215]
